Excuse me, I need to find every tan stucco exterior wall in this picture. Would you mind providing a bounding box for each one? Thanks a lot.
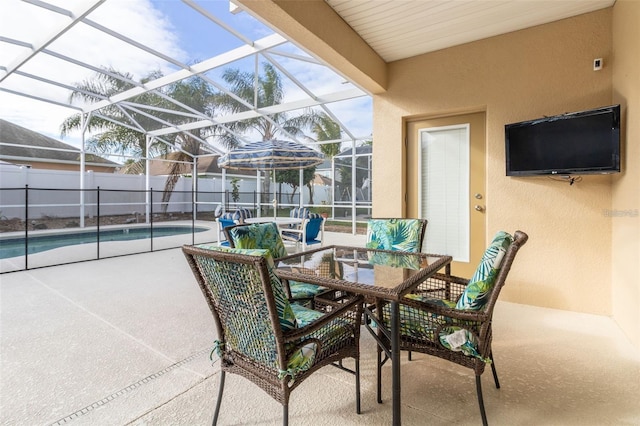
[237,2,638,346]
[612,0,640,347]
[375,10,614,315]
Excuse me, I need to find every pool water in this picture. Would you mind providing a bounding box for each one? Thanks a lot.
[0,226,209,259]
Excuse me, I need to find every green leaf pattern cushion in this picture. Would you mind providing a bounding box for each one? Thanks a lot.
[290,282,327,299]
[366,219,424,252]
[455,231,513,310]
[438,326,490,363]
[228,222,288,259]
[195,245,297,331]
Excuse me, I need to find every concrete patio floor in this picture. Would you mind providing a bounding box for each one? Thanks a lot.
[1,231,639,425]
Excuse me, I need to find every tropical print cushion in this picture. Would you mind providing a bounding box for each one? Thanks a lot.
[195,245,297,331]
[366,219,424,252]
[438,326,490,362]
[455,231,513,310]
[368,251,421,270]
[290,281,327,300]
[228,222,288,259]
[383,297,455,339]
[290,303,324,327]
[382,298,489,363]
[282,341,317,381]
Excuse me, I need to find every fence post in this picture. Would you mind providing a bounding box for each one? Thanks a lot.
[24,184,28,270]
[96,187,100,260]
[150,188,154,252]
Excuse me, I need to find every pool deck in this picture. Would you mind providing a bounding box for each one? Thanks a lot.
[1,230,640,425]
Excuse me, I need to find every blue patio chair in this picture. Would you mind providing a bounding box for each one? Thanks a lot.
[281,214,325,250]
[225,222,329,306]
[182,245,363,425]
[216,212,237,247]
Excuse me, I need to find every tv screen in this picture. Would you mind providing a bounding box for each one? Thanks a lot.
[505,105,620,176]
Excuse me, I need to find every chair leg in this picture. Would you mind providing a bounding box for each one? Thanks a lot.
[490,355,500,389]
[376,345,383,403]
[355,357,361,414]
[475,375,489,426]
[283,404,288,426]
[212,371,225,426]
[408,350,412,361]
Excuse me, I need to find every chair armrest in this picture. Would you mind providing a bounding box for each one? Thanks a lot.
[282,294,364,343]
[401,296,491,323]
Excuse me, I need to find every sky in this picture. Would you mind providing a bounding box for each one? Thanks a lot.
[0,0,372,154]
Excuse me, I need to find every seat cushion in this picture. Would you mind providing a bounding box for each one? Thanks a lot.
[195,245,297,331]
[455,231,513,310]
[438,326,489,362]
[290,281,327,300]
[228,222,288,259]
[366,218,424,252]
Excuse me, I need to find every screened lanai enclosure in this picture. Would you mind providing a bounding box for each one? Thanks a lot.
[0,0,373,271]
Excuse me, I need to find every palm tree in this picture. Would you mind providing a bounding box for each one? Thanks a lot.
[60,67,167,161]
[313,112,342,158]
[305,112,342,204]
[211,62,322,206]
[159,75,216,211]
[61,67,218,212]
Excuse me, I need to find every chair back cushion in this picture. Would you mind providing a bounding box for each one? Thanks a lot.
[194,245,297,332]
[232,208,253,222]
[304,217,323,242]
[219,212,235,221]
[289,207,310,218]
[227,222,288,259]
[366,218,426,252]
[455,231,513,310]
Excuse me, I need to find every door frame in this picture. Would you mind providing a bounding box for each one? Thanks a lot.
[405,111,486,276]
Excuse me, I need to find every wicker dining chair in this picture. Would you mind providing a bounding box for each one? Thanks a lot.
[224,222,330,306]
[374,230,528,426]
[182,245,364,426]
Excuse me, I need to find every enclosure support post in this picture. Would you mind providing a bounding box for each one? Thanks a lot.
[145,136,151,224]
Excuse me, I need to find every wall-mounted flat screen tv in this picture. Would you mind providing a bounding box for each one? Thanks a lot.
[505,104,620,176]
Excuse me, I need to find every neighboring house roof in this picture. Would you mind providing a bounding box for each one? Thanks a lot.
[141,151,258,177]
[0,119,118,168]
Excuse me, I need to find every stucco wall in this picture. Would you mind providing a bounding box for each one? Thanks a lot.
[373,9,614,314]
[612,0,640,347]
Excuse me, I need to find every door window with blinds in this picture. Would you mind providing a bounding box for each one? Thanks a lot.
[418,124,470,262]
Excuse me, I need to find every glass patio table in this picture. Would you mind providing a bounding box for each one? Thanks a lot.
[275,245,452,425]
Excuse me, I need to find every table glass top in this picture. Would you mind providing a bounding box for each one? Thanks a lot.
[276,246,451,293]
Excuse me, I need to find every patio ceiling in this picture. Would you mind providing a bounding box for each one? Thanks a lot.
[0,0,371,159]
[325,0,616,62]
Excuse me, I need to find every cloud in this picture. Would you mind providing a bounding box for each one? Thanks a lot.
[0,0,372,150]
[0,0,184,146]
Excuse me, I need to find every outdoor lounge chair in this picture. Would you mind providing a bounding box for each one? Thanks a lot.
[182,245,364,425]
[373,230,528,426]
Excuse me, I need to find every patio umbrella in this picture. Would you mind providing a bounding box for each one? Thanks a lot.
[218,139,324,171]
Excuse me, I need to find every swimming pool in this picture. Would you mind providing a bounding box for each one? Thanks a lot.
[0,225,209,259]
